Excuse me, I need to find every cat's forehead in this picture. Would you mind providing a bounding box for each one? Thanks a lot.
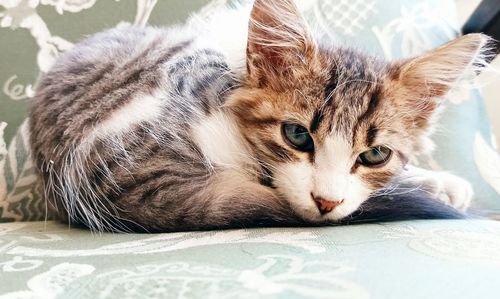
[310,47,389,140]
[320,47,386,101]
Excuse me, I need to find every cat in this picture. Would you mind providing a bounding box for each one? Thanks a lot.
[29,0,491,232]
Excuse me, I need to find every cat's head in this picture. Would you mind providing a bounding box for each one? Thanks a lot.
[228,0,490,222]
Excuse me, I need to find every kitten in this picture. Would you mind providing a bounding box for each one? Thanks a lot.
[29,0,489,232]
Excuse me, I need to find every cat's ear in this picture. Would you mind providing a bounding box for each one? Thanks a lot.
[396,33,492,101]
[246,0,316,88]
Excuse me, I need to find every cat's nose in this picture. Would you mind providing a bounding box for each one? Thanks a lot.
[311,194,344,215]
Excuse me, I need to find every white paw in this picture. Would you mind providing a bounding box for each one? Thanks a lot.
[412,172,474,212]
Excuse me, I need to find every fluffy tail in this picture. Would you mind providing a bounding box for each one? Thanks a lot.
[342,191,467,224]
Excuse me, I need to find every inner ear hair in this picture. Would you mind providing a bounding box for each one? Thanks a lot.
[246,0,317,86]
[397,33,494,99]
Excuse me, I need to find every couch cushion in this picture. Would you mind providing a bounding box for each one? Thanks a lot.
[1,0,499,222]
[0,220,499,298]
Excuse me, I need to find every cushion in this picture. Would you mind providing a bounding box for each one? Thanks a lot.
[0,219,499,298]
[1,0,500,222]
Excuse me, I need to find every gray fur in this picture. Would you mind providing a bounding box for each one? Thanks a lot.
[30,26,296,232]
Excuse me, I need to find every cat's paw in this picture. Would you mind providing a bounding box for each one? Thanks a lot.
[402,166,474,212]
[432,172,474,211]
[412,171,474,212]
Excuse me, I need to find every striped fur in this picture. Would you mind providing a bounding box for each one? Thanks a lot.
[29,0,491,232]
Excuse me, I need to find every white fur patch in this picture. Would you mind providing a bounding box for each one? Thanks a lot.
[274,161,316,218]
[81,92,164,145]
[313,135,353,200]
[191,111,250,169]
[189,4,250,75]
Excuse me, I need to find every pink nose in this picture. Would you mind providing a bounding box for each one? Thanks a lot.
[311,194,344,215]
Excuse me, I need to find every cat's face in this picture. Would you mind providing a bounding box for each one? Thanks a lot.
[229,0,487,222]
[231,48,414,221]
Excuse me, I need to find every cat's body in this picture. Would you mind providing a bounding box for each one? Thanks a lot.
[30,0,488,232]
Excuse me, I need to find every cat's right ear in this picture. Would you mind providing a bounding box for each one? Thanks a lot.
[246,0,317,89]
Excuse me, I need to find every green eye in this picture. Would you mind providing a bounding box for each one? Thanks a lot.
[357,146,392,167]
[282,123,314,152]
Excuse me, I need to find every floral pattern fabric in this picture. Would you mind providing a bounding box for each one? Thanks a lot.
[0,0,499,220]
[1,220,500,298]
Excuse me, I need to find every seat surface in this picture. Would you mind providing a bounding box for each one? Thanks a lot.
[0,220,499,299]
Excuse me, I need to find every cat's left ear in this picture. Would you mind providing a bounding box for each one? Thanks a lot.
[395,33,492,106]
[246,0,317,88]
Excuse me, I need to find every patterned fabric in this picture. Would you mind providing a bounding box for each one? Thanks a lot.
[1,0,500,223]
[0,220,500,298]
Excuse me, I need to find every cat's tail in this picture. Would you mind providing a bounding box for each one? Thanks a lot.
[342,190,468,224]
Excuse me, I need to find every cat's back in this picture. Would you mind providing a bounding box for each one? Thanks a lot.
[28,23,240,230]
[30,24,234,158]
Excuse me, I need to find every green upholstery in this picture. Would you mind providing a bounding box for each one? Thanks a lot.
[1,220,500,298]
